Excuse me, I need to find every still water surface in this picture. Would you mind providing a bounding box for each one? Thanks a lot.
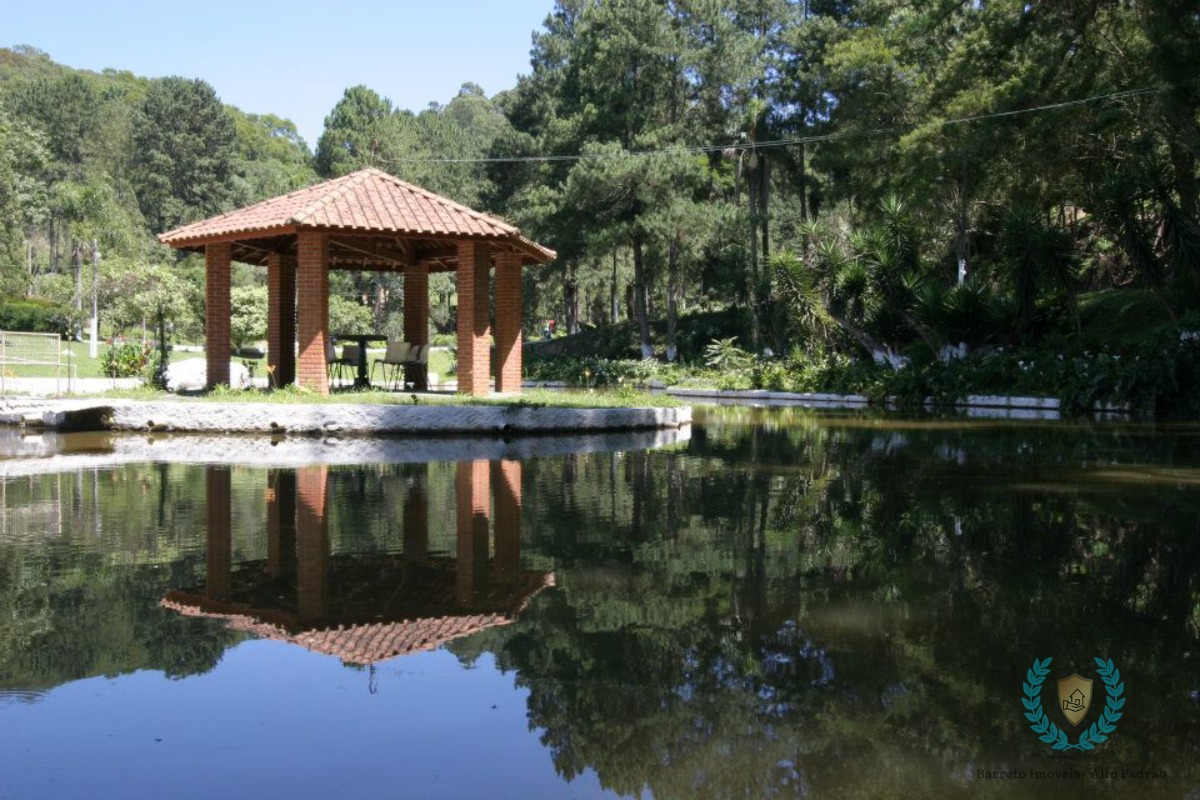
[1,408,1199,799]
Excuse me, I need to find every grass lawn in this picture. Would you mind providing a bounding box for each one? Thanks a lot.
[2,339,102,379]
[6,341,454,382]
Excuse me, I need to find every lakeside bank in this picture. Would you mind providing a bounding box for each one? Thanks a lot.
[0,396,692,436]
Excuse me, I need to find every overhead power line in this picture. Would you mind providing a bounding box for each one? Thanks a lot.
[379,84,1168,166]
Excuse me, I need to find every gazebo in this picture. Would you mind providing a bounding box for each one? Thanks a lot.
[158,168,555,396]
[161,460,551,667]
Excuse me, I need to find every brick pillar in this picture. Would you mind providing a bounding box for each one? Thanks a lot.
[403,472,428,564]
[296,231,329,395]
[296,465,329,622]
[205,243,231,389]
[492,460,522,583]
[404,262,430,391]
[456,460,490,606]
[494,251,523,394]
[267,253,296,388]
[205,466,232,602]
[266,470,297,580]
[455,242,491,396]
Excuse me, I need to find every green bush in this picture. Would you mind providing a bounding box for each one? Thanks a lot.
[101,342,150,378]
[525,355,689,388]
[0,297,78,336]
[703,337,753,370]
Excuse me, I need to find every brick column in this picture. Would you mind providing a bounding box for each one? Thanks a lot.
[266,469,297,580]
[205,466,232,602]
[267,253,296,388]
[494,250,523,394]
[403,262,430,391]
[296,465,329,622]
[205,243,231,389]
[456,242,491,396]
[492,460,522,583]
[403,472,429,564]
[296,232,329,395]
[456,460,491,606]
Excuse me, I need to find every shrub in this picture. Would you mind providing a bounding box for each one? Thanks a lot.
[525,355,688,388]
[101,342,150,378]
[703,337,753,370]
[0,296,78,336]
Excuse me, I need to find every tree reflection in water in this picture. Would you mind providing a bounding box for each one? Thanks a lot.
[1,409,1198,798]
[454,409,1200,798]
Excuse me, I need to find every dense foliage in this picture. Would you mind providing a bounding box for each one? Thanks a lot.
[0,1,1196,410]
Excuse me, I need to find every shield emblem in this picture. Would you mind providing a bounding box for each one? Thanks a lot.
[1057,673,1093,726]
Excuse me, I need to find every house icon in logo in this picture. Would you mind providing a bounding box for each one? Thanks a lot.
[1063,688,1086,713]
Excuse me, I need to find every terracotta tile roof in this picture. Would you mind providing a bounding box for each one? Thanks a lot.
[159,563,555,666]
[161,597,516,665]
[158,168,554,262]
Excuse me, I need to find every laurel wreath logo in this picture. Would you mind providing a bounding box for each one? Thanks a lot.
[1022,657,1125,751]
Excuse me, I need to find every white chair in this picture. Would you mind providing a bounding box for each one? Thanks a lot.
[326,341,358,386]
[371,340,411,390]
[404,344,430,389]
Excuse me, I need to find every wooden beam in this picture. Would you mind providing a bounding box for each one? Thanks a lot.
[329,237,413,267]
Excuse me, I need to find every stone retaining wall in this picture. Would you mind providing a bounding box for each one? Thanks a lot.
[2,399,692,436]
[106,401,691,435]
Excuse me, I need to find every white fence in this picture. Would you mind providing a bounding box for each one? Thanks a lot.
[0,331,74,395]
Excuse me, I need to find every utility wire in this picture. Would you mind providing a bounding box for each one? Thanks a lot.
[379,84,1168,166]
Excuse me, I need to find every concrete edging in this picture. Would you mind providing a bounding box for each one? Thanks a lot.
[3,399,692,436]
[665,387,1129,417]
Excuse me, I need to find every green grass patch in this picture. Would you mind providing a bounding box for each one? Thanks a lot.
[6,342,454,382]
[96,385,684,409]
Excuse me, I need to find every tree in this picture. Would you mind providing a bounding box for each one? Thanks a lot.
[229,285,268,353]
[314,85,393,177]
[10,72,102,175]
[329,294,374,336]
[103,258,196,340]
[131,77,237,233]
[0,102,49,293]
[231,111,318,203]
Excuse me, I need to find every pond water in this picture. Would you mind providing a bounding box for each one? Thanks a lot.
[1,408,1199,799]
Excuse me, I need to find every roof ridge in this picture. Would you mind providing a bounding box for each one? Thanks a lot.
[374,170,518,235]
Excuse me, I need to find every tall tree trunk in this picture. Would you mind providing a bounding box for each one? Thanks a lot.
[956,170,970,285]
[564,260,579,334]
[745,154,762,352]
[632,237,653,359]
[759,156,770,262]
[372,280,388,330]
[50,218,59,273]
[666,235,680,362]
[798,139,808,221]
[72,242,83,313]
[610,251,620,324]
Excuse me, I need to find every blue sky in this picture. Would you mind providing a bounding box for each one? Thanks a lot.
[2,0,553,149]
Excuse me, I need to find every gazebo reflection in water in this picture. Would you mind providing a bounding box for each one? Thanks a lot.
[161,461,552,666]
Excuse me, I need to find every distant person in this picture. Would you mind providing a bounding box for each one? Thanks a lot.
[548,319,557,336]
